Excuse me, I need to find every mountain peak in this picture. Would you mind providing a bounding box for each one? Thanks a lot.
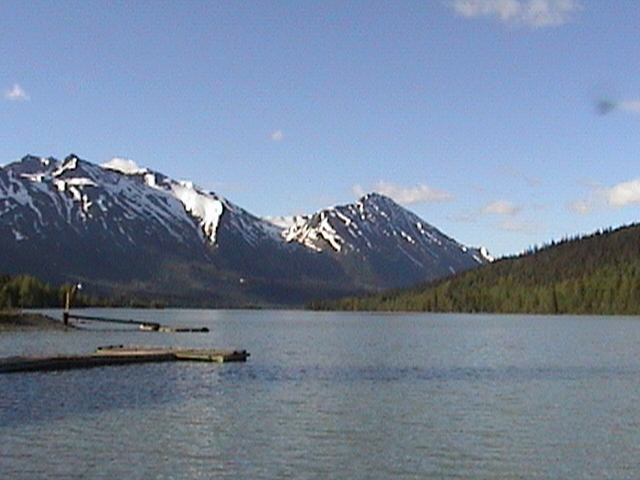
[359,191,392,203]
[64,153,81,163]
[281,193,488,288]
[6,155,57,175]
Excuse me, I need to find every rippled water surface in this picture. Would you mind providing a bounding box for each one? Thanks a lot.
[2,310,640,479]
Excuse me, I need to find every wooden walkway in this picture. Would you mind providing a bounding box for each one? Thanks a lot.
[0,345,250,374]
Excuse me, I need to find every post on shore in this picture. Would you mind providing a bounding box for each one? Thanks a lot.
[63,283,82,325]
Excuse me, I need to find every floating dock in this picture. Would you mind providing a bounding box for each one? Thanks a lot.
[0,345,250,374]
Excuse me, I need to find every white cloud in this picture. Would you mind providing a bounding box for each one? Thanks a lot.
[606,178,640,207]
[5,83,30,101]
[353,181,454,205]
[481,200,520,215]
[270,130,284,142]
[570,178,640,214]
[449,0,580,28]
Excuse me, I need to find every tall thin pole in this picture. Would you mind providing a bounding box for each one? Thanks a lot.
[62,284,81,325]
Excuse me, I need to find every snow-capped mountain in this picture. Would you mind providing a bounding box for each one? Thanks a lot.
[0,154,490,306]
[277,193,490,288]
[3,154,280,249]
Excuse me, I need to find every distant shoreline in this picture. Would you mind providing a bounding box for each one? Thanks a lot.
[0,312,73,331]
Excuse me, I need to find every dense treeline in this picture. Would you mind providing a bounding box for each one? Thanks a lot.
[0,274,167,310]
[311,224,640,315]
[0,274,78,309]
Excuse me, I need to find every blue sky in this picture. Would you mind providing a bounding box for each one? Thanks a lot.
[1,0,639,258]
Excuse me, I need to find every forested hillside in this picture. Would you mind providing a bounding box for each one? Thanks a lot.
[313,224,640,315]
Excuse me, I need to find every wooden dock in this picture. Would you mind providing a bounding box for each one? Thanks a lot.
[0,345,250,374]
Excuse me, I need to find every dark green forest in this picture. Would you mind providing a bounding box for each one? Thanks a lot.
[312,224,640,315]
[0,274,165,310]
[0,274,78,310]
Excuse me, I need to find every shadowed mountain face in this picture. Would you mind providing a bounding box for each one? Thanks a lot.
[0,154,489,306]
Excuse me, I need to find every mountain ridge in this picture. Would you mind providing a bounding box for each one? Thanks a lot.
[0,153,489,306]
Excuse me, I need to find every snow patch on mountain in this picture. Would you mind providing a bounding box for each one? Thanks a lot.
[95,158,226,245]
[102,157,147,175]
[144,172,158,188]
[282,213,341,252]
[169,181,224,244]
[475,246,494,263]
[264,215,296,230]
[53,155,79,177]
[60,177,97,187]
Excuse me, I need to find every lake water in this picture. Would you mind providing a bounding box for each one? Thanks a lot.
[1,310,640,479]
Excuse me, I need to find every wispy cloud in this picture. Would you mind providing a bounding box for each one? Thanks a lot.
[481,200,520,216]
[449,0,581,28]
[496,217,543,234]
[4,83,30,101]
[568,198,593,215]
[352,181,454,205]
[477,199,544,233]
[499,166,543,187]
[269,129,284,142]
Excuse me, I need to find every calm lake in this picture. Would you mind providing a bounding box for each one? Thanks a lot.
[1,310,640,479]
